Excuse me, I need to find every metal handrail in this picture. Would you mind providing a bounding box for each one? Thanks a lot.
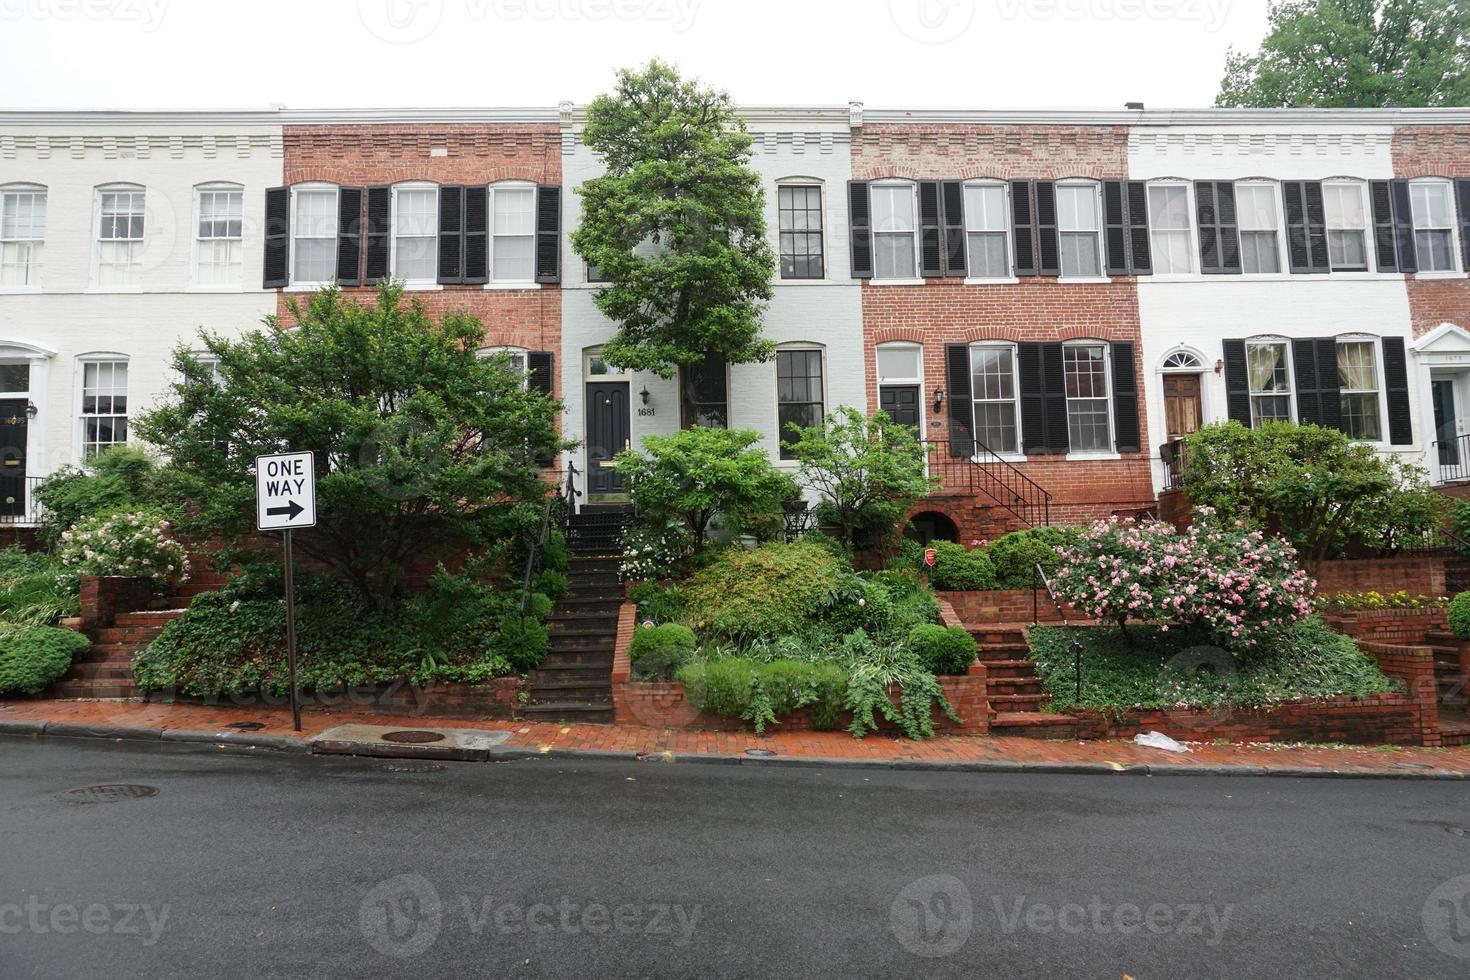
[919,439,1052,527]
[1034,562,1085,704]
[519,462,578,622]
[1434,434,1470,485]
[1160,438,1186,492]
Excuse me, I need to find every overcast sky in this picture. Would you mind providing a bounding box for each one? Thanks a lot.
[0,0,1272,111]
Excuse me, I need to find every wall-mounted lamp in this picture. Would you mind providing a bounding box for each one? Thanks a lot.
[933,388,945,412]
[1214,359,1224,375]
[24,401,37,419]
[639,387,650,405]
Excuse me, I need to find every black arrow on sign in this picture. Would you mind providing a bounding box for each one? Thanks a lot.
[266,500,305,521]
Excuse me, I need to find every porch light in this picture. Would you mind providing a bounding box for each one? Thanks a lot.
[639,386,650,405]
[24,401,36,419]
[933,388,945,412]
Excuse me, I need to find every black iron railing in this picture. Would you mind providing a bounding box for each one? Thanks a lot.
[1160,439,1186,492]
[0,476,42,526]
[920,439,1052,527]
[1034,562,1085,704]
[519,463,579,621]
[1435,435,1470,484]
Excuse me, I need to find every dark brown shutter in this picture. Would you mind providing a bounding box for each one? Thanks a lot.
[437,185,464,284]
[1018,342,1046,454]
[463,186,488,285]
[1035,181,1060,276]
[535,185,561,284]
[944,343,974,457]
[1390,180,1417,273]
[940,180,966,276]
[1370,180,1399,273]
[336,187,363,286]
[1284,181,1329,274]
[1458,179,1470,272]
[1110,341,1141,452]
[1221,339,1252,425]
[1126,181,1152,275]
[848,181,872,278]
[1010,180,1037,276]
[1197,181,1242,275]
[1103,181,1129,275]
[1291,338,1341,430]
[262,186,289,288]
[918,181,943,278]
[1041,342,1069,453]
[1382,336,1413,445]
[363,186,391,284]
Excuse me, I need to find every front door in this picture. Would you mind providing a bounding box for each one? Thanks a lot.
[586,382,630,494]
[1434,378,1460,467]
[1163,374,1203,441]
[879,385,921,437]
[0,399,27,518]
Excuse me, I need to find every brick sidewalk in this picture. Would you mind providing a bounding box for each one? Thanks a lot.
[4,698,1470,777]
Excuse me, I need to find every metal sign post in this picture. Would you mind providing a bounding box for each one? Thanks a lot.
[256,452,318,733]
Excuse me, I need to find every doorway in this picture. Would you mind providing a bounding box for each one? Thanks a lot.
[1163,373,1203,441]
[585,382,630,495]
[1434,377,1461,468]
[0,397,27,518]
[879,384,921,437]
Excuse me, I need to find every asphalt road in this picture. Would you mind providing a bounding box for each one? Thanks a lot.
[4,737,1470,979]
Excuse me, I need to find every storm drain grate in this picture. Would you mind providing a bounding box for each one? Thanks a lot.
[57,784,159,805]
[744,748,776,758]
[380,762,448,774]
[380,730,446,744]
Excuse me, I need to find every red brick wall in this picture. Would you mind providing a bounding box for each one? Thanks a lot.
[1321,607,1448,646]
[1311,556,1448,598]
[1391,127,1470,337]
[78,576,155,635]
[851,124,1129,181]
[1072,694,1433,746]
[940,589,1081,625]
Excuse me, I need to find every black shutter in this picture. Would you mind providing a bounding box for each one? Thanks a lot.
[1315,337,1342,432]
[363,186,391,284]
[527,351,555,466]
[463,186,488,285]
[1010,180,1037,276]
[437,185,464,284]
[1197,181,1242,275]
[1125,181,1152,275]
[1382,336,1413,445]
[1018,342,1046,454]
[1110,341,1140,452]
[848,181,872,278]
[262,186,289,288]
[1284,181,1329,274]
[1222,339,1252,425]
[940,181,966,276]
[1103,181,1129,275]
[945,344,974,457]
[1390,179,1418,274]
[535,185,561,284]
[1458,179,1470,272]
[336,187,363,286]
[918,181,943,278]
[1291,338,1341,430]
[1041,342,1069,453]
[1035,181,1060,276]
[1370,180,1399,273]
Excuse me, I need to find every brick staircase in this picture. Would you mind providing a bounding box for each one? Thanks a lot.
[1425,629,1470,747]
[971,624,1078,739]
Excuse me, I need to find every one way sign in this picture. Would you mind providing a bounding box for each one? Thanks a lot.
[256,451,317,531]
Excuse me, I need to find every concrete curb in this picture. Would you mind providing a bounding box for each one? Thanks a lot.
[160,729,313,754]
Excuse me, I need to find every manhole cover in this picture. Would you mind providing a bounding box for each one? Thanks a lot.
[744,748,776,758]
[57,784,159,805]
[227,721,265,731]
[380,762,448,774]
[380,730,446,744]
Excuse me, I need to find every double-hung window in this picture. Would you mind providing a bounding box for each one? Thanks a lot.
[1236,183,1282,274]
[681,354,729,429]
[1323,182,1368,272]
[969,344,1020,454]
[871,183,917,280]
[291,185,338,285]
[778,185,824,279]
[1246,341,1292,424]
[963,182,1010,278]
[1410,180,1457,272]
[1057,183,1102,278]
[776,349,824,459]
[1063,342,1111,451]
[1337,339,1382,441]
[0,185,46,287]
[96,187,145,287]
[490,183,535,283]
[194,185,243,287]
[393,184,438,284]
[1148,184,1193,275]
[80,359,129,458]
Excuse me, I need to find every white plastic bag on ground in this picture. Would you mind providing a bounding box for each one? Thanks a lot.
[1134,731,1192,753]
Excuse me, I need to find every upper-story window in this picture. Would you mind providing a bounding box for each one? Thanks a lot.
[778,184,824,280]
[291,184,338,286]
[1063,341,1112,451]
[0,184,46,288]
[871,182,917,280]
[1410,179,1457,272]
[964,182,1011,278]
[1246,340,1292,424]
[95,185,145,288]
[1056,182,1101,278]
[193,184,244,287]
[393,183,438,284]
[490,183,535,283]
[1236,183,1283,274]
[1147,183,1193,275]
[969,343,1020,454]
[681,354,729,429]
[1323,181,1368,272]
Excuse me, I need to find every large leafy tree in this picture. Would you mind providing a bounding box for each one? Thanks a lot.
[1217,0,1470,108]
[572,60,776,377]
[135,284,562,608]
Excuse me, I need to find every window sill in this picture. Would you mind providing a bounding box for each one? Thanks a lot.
[83,286,143,294]
[1065,451,1122,462]
[868,278,926,287]
[185,285,244,293]
[1413,271,1467,280]
[971,453,1028,465]
[1057,276,1113,285]
[401,282,443,292]
[776,278,834,286]
[0,285,42,295]
[482,281,542,291]
[962,277,1019,286]
[284,283,330,293]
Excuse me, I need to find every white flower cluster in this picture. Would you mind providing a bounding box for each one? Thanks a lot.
[59,511,190,585]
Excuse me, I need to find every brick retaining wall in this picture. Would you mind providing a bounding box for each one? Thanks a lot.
[1073,694,1432,746]
[78,576,156,635]
[1311,557,1447,598]
[149,677,523,721]
[939,589,1081,624]
[1321,607,1448,646]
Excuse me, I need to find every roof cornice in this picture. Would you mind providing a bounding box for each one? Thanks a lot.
[860,106,1470,127]
[0,108,284,128]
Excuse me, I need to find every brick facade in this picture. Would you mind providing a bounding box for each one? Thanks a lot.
[1391,126,1470,337]
[1311,556,1449,598]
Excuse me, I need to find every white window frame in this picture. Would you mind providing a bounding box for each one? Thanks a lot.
[390,181,440,288]
[962,180,1015,282]
[74,353,130,462]
[1335,334,1386,444]
[288,182,339,289]
[775,344,826,463]
[775,178,826,282]
[0,182,46,293]
[1062,339,1114,455]
[1235,180,1286,277]
[90,183,146,292]
[583,346,632,382]
[1146,180,1196,277]
[1322,179,1371,274]
[1409,178,1460,275]
[1056,180,1105,281]
[480,345,530,390]
[188,182,245,292]
[870,180,921,283]
[486,180,538,287]
[1245,337,1295,426]
[967,341,1023,458]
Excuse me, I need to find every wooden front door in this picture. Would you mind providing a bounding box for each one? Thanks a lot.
[1163,374,1202,441]
[879,384,921,437]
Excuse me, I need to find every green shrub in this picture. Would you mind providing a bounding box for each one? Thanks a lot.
[907,624,978,675]
[0,625,90,695]
[0,549,79,626]
[629,623,697,680]
[33,446,165,550]
[986,526,1080,589]
[842,633,957,740]
[682,540,851,643]
[676,657,848,732]
[489,613,549,673]
[928,541,997,591]
[1450,592,1470,640]
[532,568,569,603]
[628,581,686,624]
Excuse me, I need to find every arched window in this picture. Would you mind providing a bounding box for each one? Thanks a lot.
[1409,178,1459,272]
[967,342,1020,455]
[1160,350,1204,371]
[1236,180,1284,275]
[776,344,825,459]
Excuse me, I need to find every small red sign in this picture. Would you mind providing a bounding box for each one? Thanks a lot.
[923,547,937,568]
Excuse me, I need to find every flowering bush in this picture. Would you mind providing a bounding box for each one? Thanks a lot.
[619,519,693,582]
[59,510,189,587]
[1051,508,1313,649]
